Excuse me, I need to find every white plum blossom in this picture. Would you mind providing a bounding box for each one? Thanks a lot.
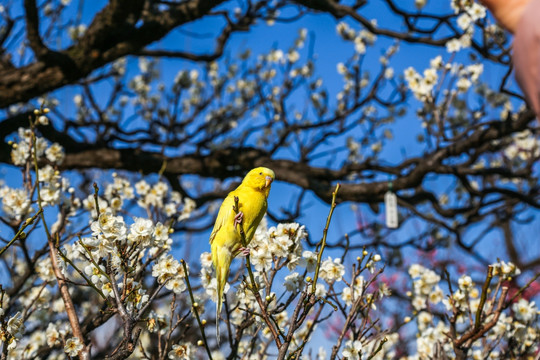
[467,63,483,82]
[409,264,442,310]
[168,343,191,359]
[342,339,363,360]
[251,247,273,272]
[446,38,461,53]
[39,184,61,205]
[320,257,345,283]
[152,255,186,284]
[37,115,49,125]
[165,275,187,294]
[342,287,354,306]
[318,347,327,360]
[64,337,83,357]
[200,252,213,269]
[288,50,300,63]
[153,222,171,247]
[84,263,107,285]
[457,13,472,30]
[21,286,51,309]
[467,3,486,21]
[416,322,451,357]
[45,143,65,164]
[314,282,327,297]
[504,130,540,161]
[135,180,151,195]
[1,186,32,220]
[284,272,302,292]
[10,141,31,165]
[268,49,284,63]
[90,212,128,253]
[404,66,438,100]
[46,323,61,347]
[6,312,24,339]
[128,217,154,246]
[513,299,537,323]
[178,198,196,221]
[36,257,56,282]
[456,77,471,93]
[10,128,48,165]
[299,250,318,272]
[458,275,474,291]
[205,277,230,303]
[417,311,433,332]
[491,260,521,280]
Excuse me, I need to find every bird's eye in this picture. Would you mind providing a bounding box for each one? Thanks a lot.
[259,172,262,175]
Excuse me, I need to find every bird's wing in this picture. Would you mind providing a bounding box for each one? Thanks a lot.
[209,194,235,244]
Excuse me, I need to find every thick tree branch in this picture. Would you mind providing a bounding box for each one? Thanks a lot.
[6,110,522,209]
[24,0,49,60]
[0,0,226,109]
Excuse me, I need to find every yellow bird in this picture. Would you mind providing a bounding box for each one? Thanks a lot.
[210,167,275,342]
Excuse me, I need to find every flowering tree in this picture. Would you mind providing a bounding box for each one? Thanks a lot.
[0,0,539,359]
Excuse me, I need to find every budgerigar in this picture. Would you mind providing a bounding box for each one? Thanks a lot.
[210,167,275,343]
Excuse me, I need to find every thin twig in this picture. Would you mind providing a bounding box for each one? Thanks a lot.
[30,125,89,360]
[56,244,109,301]
[93,182,101,218]
[504,272,540,309]
[0,209,42,257]
[312,183,341,294]
[181,259,213,360]
[474,266,493,330]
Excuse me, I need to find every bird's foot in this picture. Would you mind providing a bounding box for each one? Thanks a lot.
[234,211,244,229]
[238,247,251,257]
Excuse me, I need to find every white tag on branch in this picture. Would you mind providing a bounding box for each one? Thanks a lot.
[385,191,398,228]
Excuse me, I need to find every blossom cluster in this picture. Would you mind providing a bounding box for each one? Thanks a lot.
[404,261,539,359]
[2,126,68,220]
[404,56,484,103]
[2,124,538,358]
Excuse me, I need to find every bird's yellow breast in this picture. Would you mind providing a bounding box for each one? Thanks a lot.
[210,185,268,256]
[230,186,268,243]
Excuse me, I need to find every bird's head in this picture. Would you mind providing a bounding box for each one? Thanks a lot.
[242,167,275,193]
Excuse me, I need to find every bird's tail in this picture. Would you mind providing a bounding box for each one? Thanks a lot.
[213,246,231,345]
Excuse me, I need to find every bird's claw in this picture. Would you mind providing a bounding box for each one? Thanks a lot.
[238,247,250,257]
[234,211,244,229]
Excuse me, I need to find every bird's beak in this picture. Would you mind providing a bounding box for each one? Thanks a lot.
[265,176,273,188]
